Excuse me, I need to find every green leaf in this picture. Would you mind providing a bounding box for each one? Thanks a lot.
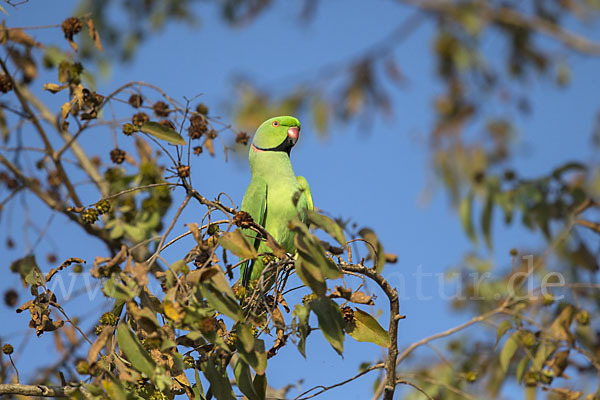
[235,323,267,375]
[199,268,243,321]
[459,191,477,244]
[499,331,520,372]
[103,278,136,301]
[293,304,310,358]
[310,297,345,355]
[516,355,530,383]
[83,383,105,396]
[524,386,537,400]
[203,358,235,400]
[116,323,156,379]
[481,190,494,249]
[548,304,575,341]
[140,121,186,145]
[109,221,125,240]
[552,161,586,178]
[104,376,128,399]
[10,255,43,287]
[529,305,575,373]
[253,373,267,400]
[531,340,557,373]
[123,223,147,243]
[358,228,386,273]
[294,223,342,280]
[234,358,261,400]
[218,229,258,259]
[311,97,329,136]
[295,258,326,297]
[345,309,390,347]
[160,339,176,351]
[495,320,512,346]
[306,210,346,245]
[193,368,206,400]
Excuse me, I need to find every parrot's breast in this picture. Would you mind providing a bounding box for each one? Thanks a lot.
[264,175,307,253]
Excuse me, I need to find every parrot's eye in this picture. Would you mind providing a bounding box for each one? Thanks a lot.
[272,121,280,127]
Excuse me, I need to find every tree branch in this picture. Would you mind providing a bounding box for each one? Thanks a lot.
[0,57,83,207]
[0,152,120,252]
[574,218,600,234]
[0,383,85,398]
[340,263,403,400]
[17,86,110,197]
[403,0,600,55]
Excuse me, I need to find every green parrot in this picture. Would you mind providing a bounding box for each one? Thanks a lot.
[240,116,313,287]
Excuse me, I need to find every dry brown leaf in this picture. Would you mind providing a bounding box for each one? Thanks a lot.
[45,257,85,283]
[85,17,103,52]
[186,222,202,245]
[0,26,43,48]
[88,325,114,365]
[53,330,65,354]
[349,291,374,305]
[272,306,285,330]
[203,137,215,156]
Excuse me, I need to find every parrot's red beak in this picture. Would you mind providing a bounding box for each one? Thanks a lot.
[287,126,299,143]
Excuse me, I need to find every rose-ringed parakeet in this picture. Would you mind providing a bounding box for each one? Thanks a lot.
[240,116,313,287]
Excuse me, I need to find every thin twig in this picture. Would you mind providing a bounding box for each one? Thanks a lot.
[8,354,20,383]
[146,195,191,268]
[0,153,120,251]
[50,302,93,346]
[294,362,384,400]
[396,379,434,400]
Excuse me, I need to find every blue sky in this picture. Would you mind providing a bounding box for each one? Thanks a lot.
[2,1,600,399]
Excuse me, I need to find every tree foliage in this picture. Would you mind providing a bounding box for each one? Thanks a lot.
[1,1,600,400]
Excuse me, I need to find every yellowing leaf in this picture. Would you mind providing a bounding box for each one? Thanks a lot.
[345,308,390,347]
[43,83,66,93]
[218,229,258,259]
[140,121,186,145]
[61,101,72,122]
[163,300,185,322]
[500,331,520,372]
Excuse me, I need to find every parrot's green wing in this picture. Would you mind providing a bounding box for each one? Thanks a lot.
[240,176,268,287]
[297,176,313,211]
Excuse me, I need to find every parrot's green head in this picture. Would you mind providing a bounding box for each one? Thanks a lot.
[251,116,301,155]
